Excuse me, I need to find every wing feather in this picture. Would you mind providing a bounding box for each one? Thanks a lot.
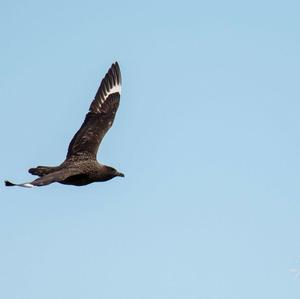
[66,62,121,160]
[5,168,81,187]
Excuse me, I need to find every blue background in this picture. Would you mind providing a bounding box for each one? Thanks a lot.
[1,0,300,298]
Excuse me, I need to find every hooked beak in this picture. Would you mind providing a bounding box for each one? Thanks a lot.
[117,172,125,178]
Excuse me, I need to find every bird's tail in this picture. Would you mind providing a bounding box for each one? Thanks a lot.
[28,166,58,177]
[4,180,34,188]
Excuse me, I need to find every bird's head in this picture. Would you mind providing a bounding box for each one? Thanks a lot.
[105,166,125,179]
[115,170,125,178]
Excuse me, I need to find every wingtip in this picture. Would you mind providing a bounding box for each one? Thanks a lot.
[4,180,35,188]
[5,180,15,187]
[113,61,121,84]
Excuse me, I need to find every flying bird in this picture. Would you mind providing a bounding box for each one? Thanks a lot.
[5,62,124,188]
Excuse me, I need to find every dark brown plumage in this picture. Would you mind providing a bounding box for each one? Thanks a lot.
[5,62,124,188]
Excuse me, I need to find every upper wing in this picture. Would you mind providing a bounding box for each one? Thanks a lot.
[66,62,122,160]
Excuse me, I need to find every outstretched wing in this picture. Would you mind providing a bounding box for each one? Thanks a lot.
[66,62,122,160]
[5,168,81,188]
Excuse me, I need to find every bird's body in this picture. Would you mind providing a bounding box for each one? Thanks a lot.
[5,62,124,188]
[28,159,124,186]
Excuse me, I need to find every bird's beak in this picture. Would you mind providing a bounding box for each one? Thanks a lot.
[117,172,125,177]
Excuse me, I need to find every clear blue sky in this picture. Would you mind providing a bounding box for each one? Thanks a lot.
[1,0,300,298]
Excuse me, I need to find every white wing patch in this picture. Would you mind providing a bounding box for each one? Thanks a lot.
[97,83,121,112]
[102,83,121,102]
[90,62,122,113]
[107,84,121,97]
[21,183,35,188]
[5,180,35,188]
